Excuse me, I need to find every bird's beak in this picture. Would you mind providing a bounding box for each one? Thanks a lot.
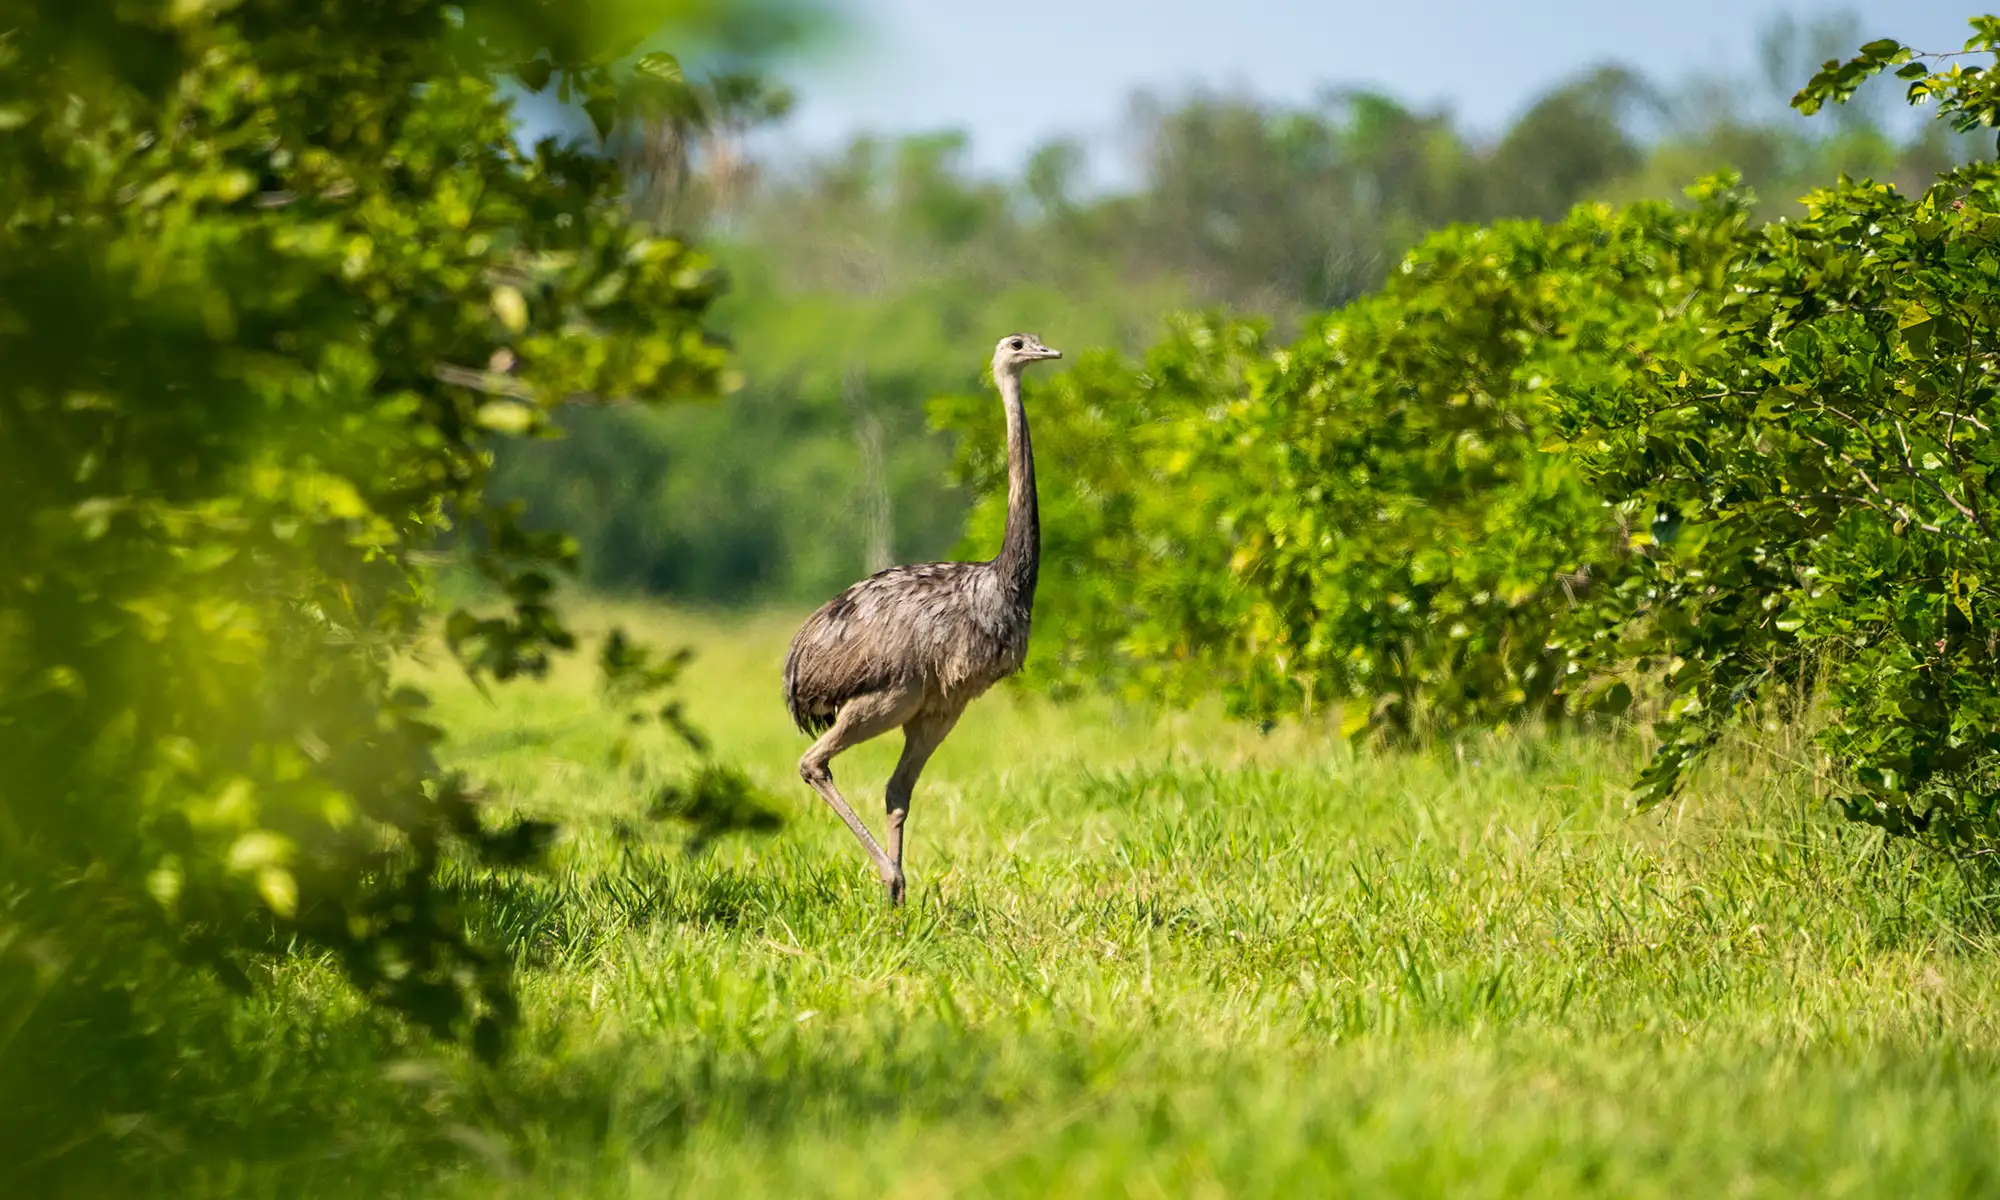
[1036,346,1063,360]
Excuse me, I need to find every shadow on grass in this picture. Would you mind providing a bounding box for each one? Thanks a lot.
[4,968,460,1200]
[10,937,1122,1198]
[473,1007,1136,1184]
[444,847,850,969]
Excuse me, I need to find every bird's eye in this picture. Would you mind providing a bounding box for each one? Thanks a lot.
[1008,338,1023,351]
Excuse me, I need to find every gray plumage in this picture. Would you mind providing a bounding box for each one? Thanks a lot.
[784,561,1030,735]
[782,332,1061,905]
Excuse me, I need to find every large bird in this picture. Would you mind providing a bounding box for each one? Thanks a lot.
[783,333,1061,904]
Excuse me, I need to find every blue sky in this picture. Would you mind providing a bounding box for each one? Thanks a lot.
[770,0,1976,176]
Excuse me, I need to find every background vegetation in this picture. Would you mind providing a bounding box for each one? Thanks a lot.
[494,12,1974,607]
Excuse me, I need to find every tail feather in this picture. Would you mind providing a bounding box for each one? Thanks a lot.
[782,639,835,736]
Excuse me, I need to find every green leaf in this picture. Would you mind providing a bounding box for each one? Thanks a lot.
[516,58,553,92]
[491,284,528,333]
[635,51,684,83]
[583,96,617,139]
[475,401,537,435]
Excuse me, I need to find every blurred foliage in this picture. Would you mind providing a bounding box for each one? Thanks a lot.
[0,0,803,1177]
[495,14,1980,609]
[599,626,786,851]
[490,252,1178,603]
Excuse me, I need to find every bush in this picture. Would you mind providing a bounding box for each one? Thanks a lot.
[932,316,1269,704]
[1561,22,2000,850]
[941,193,1747,736]
[948,17,2000,863]
[0,0,756,1158]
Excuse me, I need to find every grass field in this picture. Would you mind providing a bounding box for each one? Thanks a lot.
[113,600,2000,1197]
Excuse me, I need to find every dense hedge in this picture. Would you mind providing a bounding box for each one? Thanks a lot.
[1564,26,2000,844]
[940,191,1748,732]
[939,19,2000,857]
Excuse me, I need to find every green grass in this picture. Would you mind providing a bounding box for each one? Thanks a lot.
[59,600,2000,1196]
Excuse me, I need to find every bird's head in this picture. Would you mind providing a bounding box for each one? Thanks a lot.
[992,332,1062,378]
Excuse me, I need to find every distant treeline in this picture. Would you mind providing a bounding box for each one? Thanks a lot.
[491,13,1973,606]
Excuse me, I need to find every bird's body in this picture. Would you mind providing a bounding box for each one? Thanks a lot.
[783,560,1031,737]
[783,333,1060,904]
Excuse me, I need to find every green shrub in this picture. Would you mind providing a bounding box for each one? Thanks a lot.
[0,0,746,1101]
[951,17,2000,863]
[1561,21,2000,851]
[941,193,1747,736]
[932,316,1270,705]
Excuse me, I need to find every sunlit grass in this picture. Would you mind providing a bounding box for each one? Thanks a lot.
[92,598,2000,1196]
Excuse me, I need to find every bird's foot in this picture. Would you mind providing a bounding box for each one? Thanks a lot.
[882,869,906,907]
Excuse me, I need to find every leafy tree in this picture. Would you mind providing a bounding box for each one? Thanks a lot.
[0,0,788,1151]
[615,56,799,231]
[1483,66,1653,222]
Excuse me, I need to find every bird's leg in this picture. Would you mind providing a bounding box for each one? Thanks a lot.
[797,689,917,895]
[883,710,959,907]
[798,752,896,886]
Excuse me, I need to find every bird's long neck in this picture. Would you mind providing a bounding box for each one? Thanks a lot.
[992,367,1039,604]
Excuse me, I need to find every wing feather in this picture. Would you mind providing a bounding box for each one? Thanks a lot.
[782,562,991,735]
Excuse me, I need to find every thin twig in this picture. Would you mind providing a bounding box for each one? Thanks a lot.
[432,363,537,400]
